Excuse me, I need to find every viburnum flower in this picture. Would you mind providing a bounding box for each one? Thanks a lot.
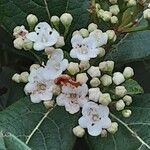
[70,34,100,61]
[24,67,54,103]
[26,22,60,51]
[78,102,111,136]
[45,49,68,80]
[56,82,89,114]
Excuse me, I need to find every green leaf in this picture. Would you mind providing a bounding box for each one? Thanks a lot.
[105,31,150,64]
[85,93,150,150]
[0,97,79,150]
[0,0,89,34]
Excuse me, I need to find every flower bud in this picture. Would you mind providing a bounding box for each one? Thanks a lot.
[87,66,101,78]
[89,88,101,102]
[122,109,132,118]
[13,38,24,50]
[67,62,79,75]
[102,11,112,21]
[79,28,89,37]
[44,47,55,56]
[106,30,117,42]
[12,73,21,83]
[127,0,137,7]
[73,126,85,138]
[95,3,101,12]
[20,72,29,83]
[100,74,112,86]
[111,16,118,24]
[113,72,125,85]
[60,13,73,27]
[109,0,117,4]
[109,5,120,15]
[98,48,106,57]
[52,85,61,95]
[23,38,33,50]
[115,86,127,97]
[88,23,98,32]
[99,61,114,73]
[116,100,125,111]
[97,9,105,18]
[143,9,150,21]
[101,129,108,137]
[123,95,132,106]
[123,67,134,79]
[107,122,118,134]
[55,36,65,48]
[43,100,55,109]
[90,78,101,87]
[76,73,88,84]
[26,14,38,28]
[79,60,90,70]
[99,93,112,106]
[72,30,80,36]
[30,64,40,71]
[51,16,60,28]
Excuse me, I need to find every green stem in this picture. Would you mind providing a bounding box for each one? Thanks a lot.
[64,26,70,38]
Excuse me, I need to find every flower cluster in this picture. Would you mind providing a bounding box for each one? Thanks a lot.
[12,12,142,138]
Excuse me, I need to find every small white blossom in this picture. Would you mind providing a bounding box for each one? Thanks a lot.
[89,88,101,102]
[67,62,79,75]
[99,93,112,106]
[76,73,88,84]
[51,16,60,27]
[13,38,24,50]
[98,47,106,57]
[101,11,112,21]
[20,72,29,83]
[88,23,98,32]
[56,84,88,114]
[79,102,111,136]
[55,36,65,48]
[23,38,33,50]
[115,86,127,97]
[43,100,55,109]
[12,73,21,83]
[79,60,90,70]
[111,16,118,24]
[100,74,112,86]
[122,109,132,118]
[116,100,125,111]
[109,5,120,15]
[113,72,125,85]
[79,28,89,37]
[30,64,40,71]
[90,78,101,87]
[99,61,114,73]
[87,66,101,78]
[107,122,118,134]
[106,30,117,42]
[27,14,38,27]
[26,22,59,51]
[60,13,73,27]
[123,95,132,105]
[123,67,134,79]
[73,126,85,138]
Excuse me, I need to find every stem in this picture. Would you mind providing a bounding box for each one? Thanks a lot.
[43,0,51,23]
[64,26,70,38]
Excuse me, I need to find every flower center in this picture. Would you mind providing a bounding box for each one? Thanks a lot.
[37,83,46,91]
[77,44,89,54]
[41,34,49,43]
[89,108,101,122]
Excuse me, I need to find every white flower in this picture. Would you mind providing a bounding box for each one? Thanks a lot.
[87,66,101,78]
[89,88,101,102]
[113,72,125,85]
[24,67,54,103]
[46,49,68,80]
[70,34,99,61]
[79,102,111,136]
[56,84,88,114]
[26,22,59,51]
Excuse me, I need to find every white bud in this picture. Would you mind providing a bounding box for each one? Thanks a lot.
[67,62,79,75]
[97,9,105,18]
[73,126,85,138]
[109,5,120,15]
[116,100,125,111]
[127,0,137,7]
[113,72,125,85]
[106,30,117,42]
[51,16,60,27]
[52,85,61,95]
[44,47,55,56]
[79,28,89,37]
[60,13,73,27]
[98,48,106,57]
[13,38,24,50]
[88,23,98,32]
[101,74,112,86]
[27,14,38,27]
[111,16,118,24]
[95,3,101,12]
[102,11,112,21]
[20,72,29,83]
[12,73,21,83]
[30,64,40,71]
[79,60,90,70]
[72,30,80,36]
[123,67,134,79]
[107,122,118,134]
[101,129,108,137]
[109,0,118,4]
[99,93,112,106]
[43,100,55,109]
[99,61,114,73]
[76,73,88,84]
[55,36,65,48]
[148,3,150,8]
[122,109,132,118]
[23,38,33,50]
[115,86,127,97]
[89,88,101,102]
[143,9,150,20]
[90,77,101,87]
[87,66,101,78]
[123,95,132,106]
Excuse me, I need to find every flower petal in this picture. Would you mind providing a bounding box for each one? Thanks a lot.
[98,105,110,117]
[78,116,90,128]
[30,94,41,103]
[33,42,45,51]
[71,34,83,47]
[100,117,111,128]
[56,94,66,106]
[26,32,38,42]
